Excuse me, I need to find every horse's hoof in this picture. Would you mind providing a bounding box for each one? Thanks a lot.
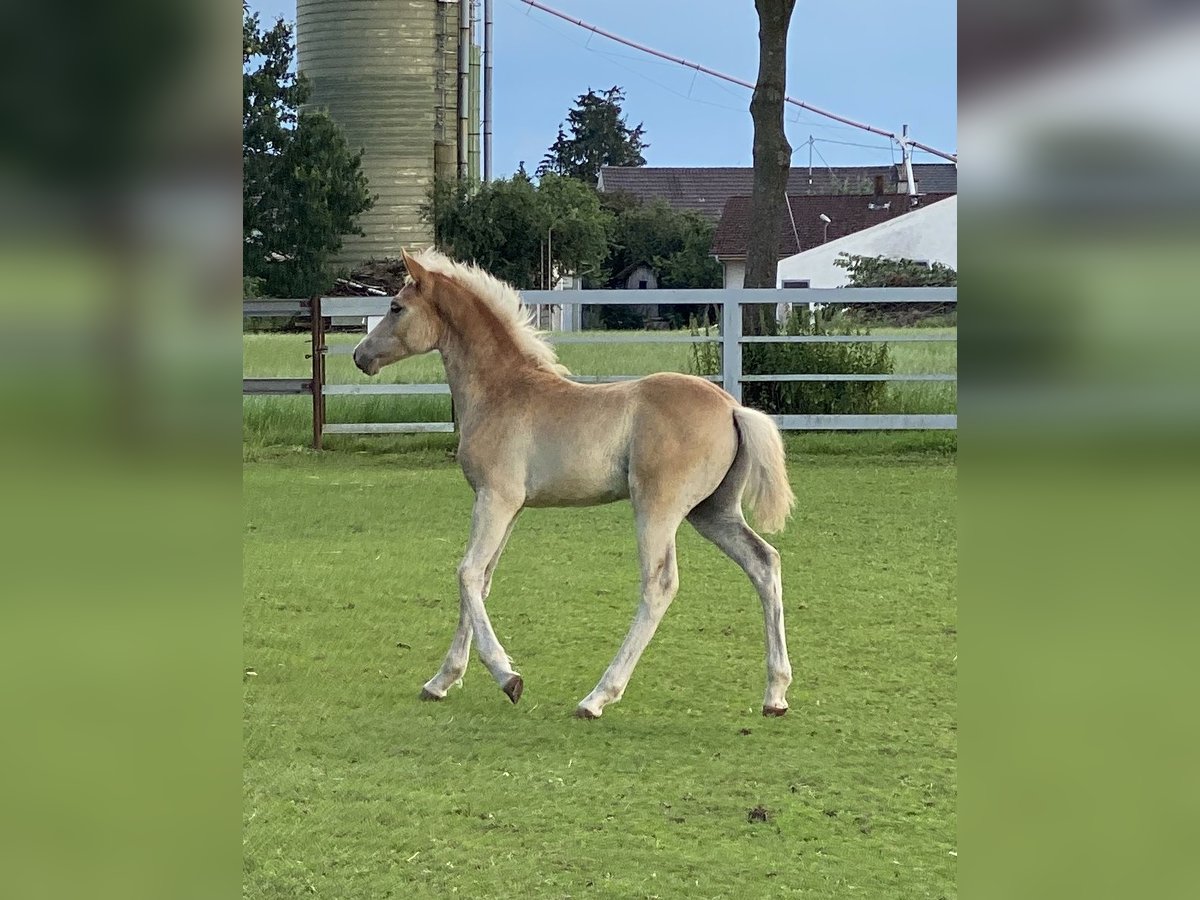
[502,675,524,705]
[419,687,444,701]
[573,706,599,720]
[762,705,788,717]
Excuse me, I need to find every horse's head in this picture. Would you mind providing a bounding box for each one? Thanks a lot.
[353,250,445,376]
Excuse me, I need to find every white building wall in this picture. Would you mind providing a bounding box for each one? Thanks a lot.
[722,259,745,289]
[776,196,957,288]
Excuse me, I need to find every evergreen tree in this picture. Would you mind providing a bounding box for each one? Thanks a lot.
[537,87,648,185]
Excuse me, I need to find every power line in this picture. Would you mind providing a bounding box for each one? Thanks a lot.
[506,0,747,115]
[812,136,896,152]
[517,0,957,163]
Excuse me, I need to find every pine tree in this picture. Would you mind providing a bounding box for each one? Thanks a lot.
[537,87,648,185]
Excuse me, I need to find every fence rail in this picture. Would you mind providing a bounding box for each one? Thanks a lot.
[244,287,956,446]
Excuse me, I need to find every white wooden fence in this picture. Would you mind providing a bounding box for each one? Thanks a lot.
[314,286,957,435]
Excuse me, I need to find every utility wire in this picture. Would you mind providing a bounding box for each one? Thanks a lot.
[517,0,956,162]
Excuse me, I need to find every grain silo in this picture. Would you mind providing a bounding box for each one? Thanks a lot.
[296,0,481,264]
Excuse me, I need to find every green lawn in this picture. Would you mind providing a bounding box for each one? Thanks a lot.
[243,449,956,898]
[243,328,956,448]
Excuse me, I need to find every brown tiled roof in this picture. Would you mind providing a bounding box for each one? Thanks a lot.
[598,164,957,221]
[710,193,955,260]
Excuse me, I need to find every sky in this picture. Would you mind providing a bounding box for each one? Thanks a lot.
[248,0,957,178]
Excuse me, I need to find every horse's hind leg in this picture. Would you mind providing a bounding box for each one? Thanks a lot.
[420,512,518,700]
[576,509,682,719]
[688,497,792,716]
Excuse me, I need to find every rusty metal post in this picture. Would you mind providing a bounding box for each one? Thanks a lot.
[310,296,326,449]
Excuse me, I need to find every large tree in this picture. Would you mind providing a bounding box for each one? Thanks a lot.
[425,174,610,289]
[243,10,373,297]
[538,87,648,185]
[743,0,796,302]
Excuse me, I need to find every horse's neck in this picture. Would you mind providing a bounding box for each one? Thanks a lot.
[439,329,523,430]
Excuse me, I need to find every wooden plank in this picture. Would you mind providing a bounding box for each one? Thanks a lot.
[320,298,392,316]
[322,422,456,435]
[243,300,309,317]
[323,383,451,395]
[740,374,956,382]
[741,334,957,343]
[773,414,957,430]
[243,378,311,395]
[547,334,718,344]
[520,287,957,305]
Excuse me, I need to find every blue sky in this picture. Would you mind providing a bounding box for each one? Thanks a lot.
[249,0,956,177]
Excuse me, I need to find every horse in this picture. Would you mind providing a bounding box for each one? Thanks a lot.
[353,248,796,718]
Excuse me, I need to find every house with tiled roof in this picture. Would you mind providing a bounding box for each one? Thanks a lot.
[776,194,957,288]
[711,192,955,288]
[597,163,957,222]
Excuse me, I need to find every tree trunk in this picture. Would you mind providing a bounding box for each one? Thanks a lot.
[744,0,795,333]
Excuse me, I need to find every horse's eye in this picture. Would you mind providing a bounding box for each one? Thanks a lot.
[390,304,403,315]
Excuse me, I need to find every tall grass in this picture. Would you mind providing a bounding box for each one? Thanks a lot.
[876,327,958,414]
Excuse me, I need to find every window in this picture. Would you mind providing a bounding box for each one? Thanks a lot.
[782,279,810,289]
[638,280,648,290]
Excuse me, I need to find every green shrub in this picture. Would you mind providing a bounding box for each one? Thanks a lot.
[688,307,893,415]
[588,304,646,330]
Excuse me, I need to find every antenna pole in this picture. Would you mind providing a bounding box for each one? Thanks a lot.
[901,123,917,198]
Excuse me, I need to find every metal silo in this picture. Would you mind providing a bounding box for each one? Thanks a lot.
[297,0,479,264]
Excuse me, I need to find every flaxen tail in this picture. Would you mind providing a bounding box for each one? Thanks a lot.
[733,406,795,533]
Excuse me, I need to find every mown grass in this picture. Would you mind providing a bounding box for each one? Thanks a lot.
[243,328,956,448]
[243,451,956,898]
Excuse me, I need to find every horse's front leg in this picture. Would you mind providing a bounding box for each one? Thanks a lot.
[420,511,519,700]
[421,490,524,703]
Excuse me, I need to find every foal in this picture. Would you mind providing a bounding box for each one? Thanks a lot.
[353,249,796,718]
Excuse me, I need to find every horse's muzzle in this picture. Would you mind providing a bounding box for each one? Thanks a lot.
[352,348,374,375]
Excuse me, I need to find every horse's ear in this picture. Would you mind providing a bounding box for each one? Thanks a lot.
[401,249,428,287]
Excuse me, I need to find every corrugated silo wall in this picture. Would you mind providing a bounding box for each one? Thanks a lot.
[297,0,468,265]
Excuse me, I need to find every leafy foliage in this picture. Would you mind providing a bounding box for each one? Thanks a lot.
[835,253,957,326]
[243,10,373,298]
[538,87,648,185]
[427,83,715,325]
[599,197,722,328]
[835,253,957,287]
[425,174,610,289]
[604,199,721,290]
[690,307,893,415]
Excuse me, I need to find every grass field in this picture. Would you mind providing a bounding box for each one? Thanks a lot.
[243,449,956,898]
[243,328,956,448]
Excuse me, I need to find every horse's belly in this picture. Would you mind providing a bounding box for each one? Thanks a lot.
[523,469,630,507]
[522,443,630,507]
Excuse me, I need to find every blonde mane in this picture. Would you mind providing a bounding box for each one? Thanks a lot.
[413,248,567,375]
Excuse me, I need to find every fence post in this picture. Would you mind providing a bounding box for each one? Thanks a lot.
[310,296,326,450]
[721,291,742,403]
